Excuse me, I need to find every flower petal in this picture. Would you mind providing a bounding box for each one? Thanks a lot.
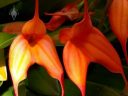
[60,5,128,87]
[59,28,72,44]
[59,18,92,44]
[45,4,79,21]
[0,66,7,81]
[61,0,128,95]
[45,3,80,31]
[45,15,66,31]
[9,35,32,96]
[80,27,128,86]
[32,35,64,96]
[22,18,46,36]
[22,0,46,36]
[3,22,24,34]
[0,49,7,81]
[108,0,128,64]
[63,41,90,96]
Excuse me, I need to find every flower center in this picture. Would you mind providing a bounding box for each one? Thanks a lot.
[23,34,43,46]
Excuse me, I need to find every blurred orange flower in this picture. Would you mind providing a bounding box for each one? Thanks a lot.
[9,0,64,96]
[59,0,128,95]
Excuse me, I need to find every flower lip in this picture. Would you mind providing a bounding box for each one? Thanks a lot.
[21,18,46,46]
[23,34,43,46]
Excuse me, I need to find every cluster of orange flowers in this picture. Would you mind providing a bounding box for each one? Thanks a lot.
[1,0,128,96]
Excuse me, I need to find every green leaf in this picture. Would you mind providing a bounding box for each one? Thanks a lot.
[1,83,38,96]
[64,79,81,96]
[18,80,37,96]
[64,79,120,96]
[0,81,3,87]
[27,65,60,96]
[0,49,7,81]
[123,66,128,76]
[18,81,27,96]
[0,32,16,48]
[87,81,120,96]
[0,25,4,32]
[88,64,125,92]
[0,0,19,8]
[2,87,14,96]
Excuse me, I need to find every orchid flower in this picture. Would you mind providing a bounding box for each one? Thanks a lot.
[9,0,64,96]
[59,0,128,95]
[45,3,80,31]
[108,0,128,64]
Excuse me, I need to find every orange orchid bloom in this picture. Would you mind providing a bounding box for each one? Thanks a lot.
[59,0,128,95]
[108,0,128,64]
[9,0,64,96]
[45,3,80,31]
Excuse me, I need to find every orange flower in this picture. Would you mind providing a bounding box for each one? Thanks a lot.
[9,0,64,96]
[60,0,128,95]
[108,0,128,64]
[45,3,80,31]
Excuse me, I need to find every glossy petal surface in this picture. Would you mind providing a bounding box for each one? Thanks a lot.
[32,35,64,96]
[9,35,32,96]
[63,41,89,96]
[81,27,124,74]
[109,0,128,63]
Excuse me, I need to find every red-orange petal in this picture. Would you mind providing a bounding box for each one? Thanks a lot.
[59,18,92,45]
[31,35,64,96]
[9,35,32,96]
[108,0,128,64]
[3,22,24,34]
[59,28,73,44]
[60,18,128,92]
[79,27,128,86]
[45,3,80,31]
[63,41,90,96]
[22,0,46,36]
[45,15,66,31]
[45,4,79,21]
[22,17,46,36]
[60,0,128,95]
[60,15,127,85]
[61,4,80,20]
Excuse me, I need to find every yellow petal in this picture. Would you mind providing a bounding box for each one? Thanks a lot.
[32,35,64,96]
[9,35,32,96]
[63,41,90,96]
[0,66,7,81]
[0,49,7,81]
